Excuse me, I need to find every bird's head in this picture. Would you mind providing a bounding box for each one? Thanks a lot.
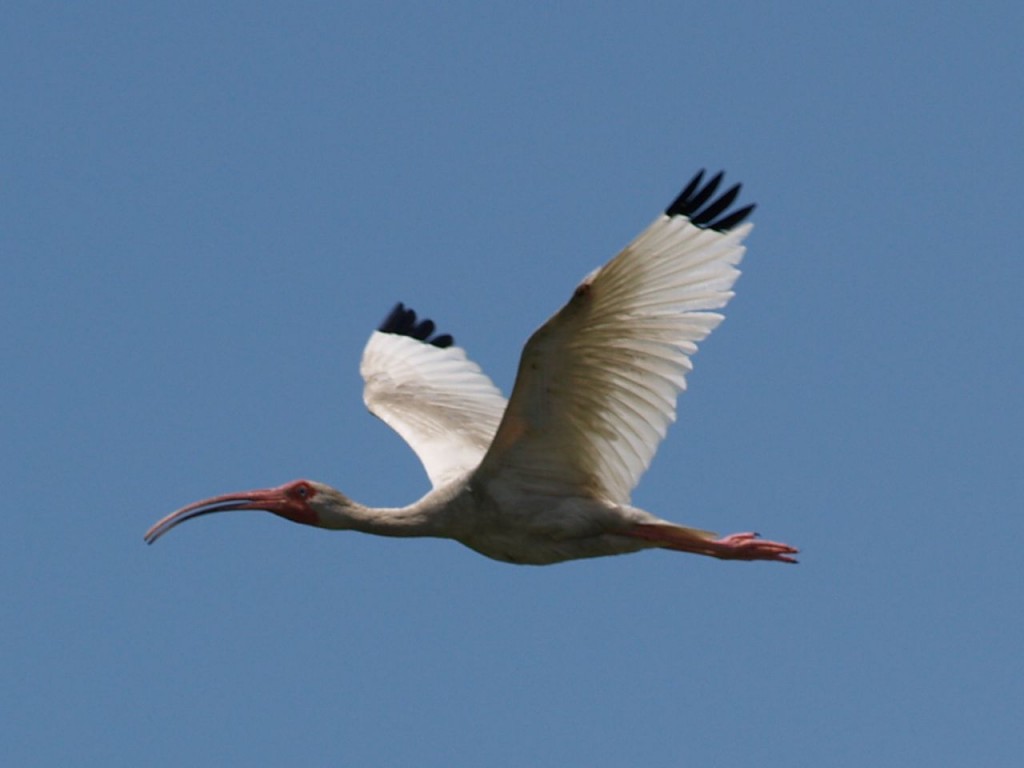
[144,479,344,544]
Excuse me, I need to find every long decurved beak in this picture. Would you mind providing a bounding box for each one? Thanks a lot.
[144,486,290,545]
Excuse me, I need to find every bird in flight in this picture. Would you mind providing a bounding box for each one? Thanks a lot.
[145,170,797,565]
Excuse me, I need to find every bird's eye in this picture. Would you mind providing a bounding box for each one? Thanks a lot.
[295,483,310,499]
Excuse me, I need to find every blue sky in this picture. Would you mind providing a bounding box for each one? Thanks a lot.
[3,2,1022,765]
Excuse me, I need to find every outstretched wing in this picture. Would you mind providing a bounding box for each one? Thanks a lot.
[475,170,755,503]
[360,303,507,489]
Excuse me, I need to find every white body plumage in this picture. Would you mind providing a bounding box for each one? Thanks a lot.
[145,171,797,566]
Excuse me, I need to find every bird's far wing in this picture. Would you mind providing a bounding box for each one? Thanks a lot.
[360,303,507,489]
[475,170,755,504]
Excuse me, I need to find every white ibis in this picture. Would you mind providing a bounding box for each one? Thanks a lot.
[145,170,797,565]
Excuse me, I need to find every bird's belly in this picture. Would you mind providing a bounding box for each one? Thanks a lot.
[454,495,651,565]
[459,530,649,565]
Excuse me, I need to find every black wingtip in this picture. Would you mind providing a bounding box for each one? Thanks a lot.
[377,303,455,348]
[665,169,755,232]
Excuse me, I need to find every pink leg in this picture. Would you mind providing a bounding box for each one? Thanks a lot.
[623,524,799,564]
[709,531,799,563]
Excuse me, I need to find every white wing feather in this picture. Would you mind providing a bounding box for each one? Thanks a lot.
[476,210,751,503]
[360,331,506,488]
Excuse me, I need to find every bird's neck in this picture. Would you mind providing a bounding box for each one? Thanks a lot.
[317,492,449,538]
